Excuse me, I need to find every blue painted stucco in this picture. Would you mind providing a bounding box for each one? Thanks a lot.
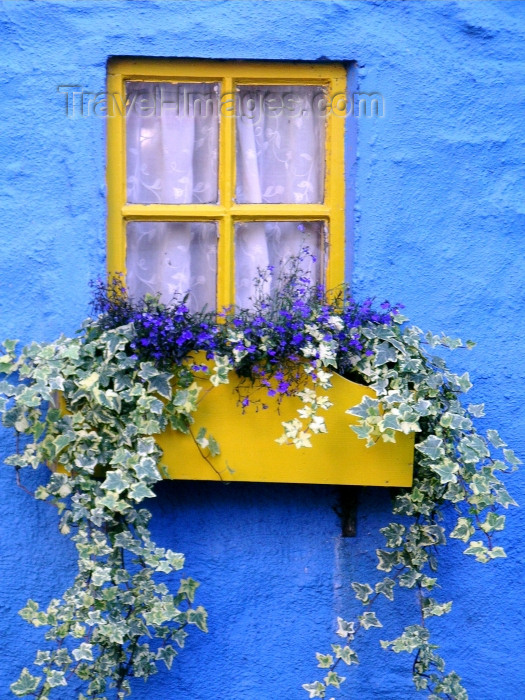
[1,1,524,698]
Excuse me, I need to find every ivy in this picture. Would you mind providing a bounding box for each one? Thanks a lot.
[0,266,519,698]
[303,312,519,699]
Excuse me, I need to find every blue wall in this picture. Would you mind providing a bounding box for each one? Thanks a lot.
[1,1,524,698]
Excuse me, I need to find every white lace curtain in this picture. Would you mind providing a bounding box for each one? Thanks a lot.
[125,82,325,310]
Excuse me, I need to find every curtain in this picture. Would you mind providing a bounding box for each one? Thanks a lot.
[126,221,217,311]
[124,82,325,310]
[234,85,325,307]
[125,82,219,311]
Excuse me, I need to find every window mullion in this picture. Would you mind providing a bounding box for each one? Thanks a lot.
[216,75,236,309]
[217,214,233,309]
[122,204,225,220]
[221,75,235,208]
[229,204,330,220]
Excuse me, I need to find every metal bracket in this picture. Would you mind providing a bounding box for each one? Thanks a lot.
[334,486,360,537]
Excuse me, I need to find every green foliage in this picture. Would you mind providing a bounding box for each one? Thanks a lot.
[1,326,207,698]
[302,316,519,699]
[0,293,519,699]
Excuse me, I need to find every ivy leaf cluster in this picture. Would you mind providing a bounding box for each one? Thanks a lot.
[304,316,519,699]
[0,260,519,699]
[1,326,207,698]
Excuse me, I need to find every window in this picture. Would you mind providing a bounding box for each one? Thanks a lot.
[107,60,346,311]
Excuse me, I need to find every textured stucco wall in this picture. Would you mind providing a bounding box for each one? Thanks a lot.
[1,1,524,698]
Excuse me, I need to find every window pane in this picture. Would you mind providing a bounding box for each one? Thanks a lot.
[235,221,324,308]
[235,85,326,204]
[126,82,219,204]
[126,221,217,311]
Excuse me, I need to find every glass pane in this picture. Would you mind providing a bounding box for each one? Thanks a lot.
[126,221,218,312]
[235,85,326,204]
[235,221,324,308]
[126,82,219,204]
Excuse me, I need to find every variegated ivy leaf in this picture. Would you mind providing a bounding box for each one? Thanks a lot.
[421,597,452,618]
[468,403,485,417]
[302,681,326,698]
[335,617,355,639]
[10,668,41,696]
[480,512,506,533]
[186,606,208,632]
[439,412,472,431]
[315,653,334,668]
[208,434,220,457]
[101,469,129,494]
[178,577,199,602]
[347,394,380,419]
[450,517,475,542]
[380,522,406,548]
[91,566,112,587]
[157,644,177,670]
[137,362,159,381]
[459,434,490,463]
[433,671,469,699]
[464,540,491,563]
[147,372,172,399]
[376,549,400,572]
[485,429,506,449]
[375,577,395,601]
[503,448,522,466]
[359,611,382,629]
[415,435,445,461]
[445,481,465,503]
[128,482,156,502]
[493,484,519,508]
[374,341,397,367]
[431,459,460,484]
[72,643,94,662]
[134,456,161,482]
[350,424,372,441]
[324,671,345,688]
[34,650,51,666]
[331,644,358,665]
[380,624,429,653]
[399,569,421,589]
[487,546,507,559]
[45,669,67,688]
[456,372,473,393]
[351,582,373,604]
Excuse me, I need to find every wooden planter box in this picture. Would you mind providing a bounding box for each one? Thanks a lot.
[157,372,414,487]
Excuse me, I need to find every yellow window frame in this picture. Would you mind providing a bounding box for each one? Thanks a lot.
[106,58,347,307]
[104,59,414,487]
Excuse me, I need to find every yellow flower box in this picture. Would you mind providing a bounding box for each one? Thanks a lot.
[157,372,414,487]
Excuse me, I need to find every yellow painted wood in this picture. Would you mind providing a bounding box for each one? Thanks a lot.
[217,75,235,310]
[106,59,347,301]
[156,372,414,487]
[104,60,384,487]
[109,58,346,82]
[106,69,126,277]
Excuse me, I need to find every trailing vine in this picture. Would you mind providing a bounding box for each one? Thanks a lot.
[0,260,518,698]
[302,319,519,699]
